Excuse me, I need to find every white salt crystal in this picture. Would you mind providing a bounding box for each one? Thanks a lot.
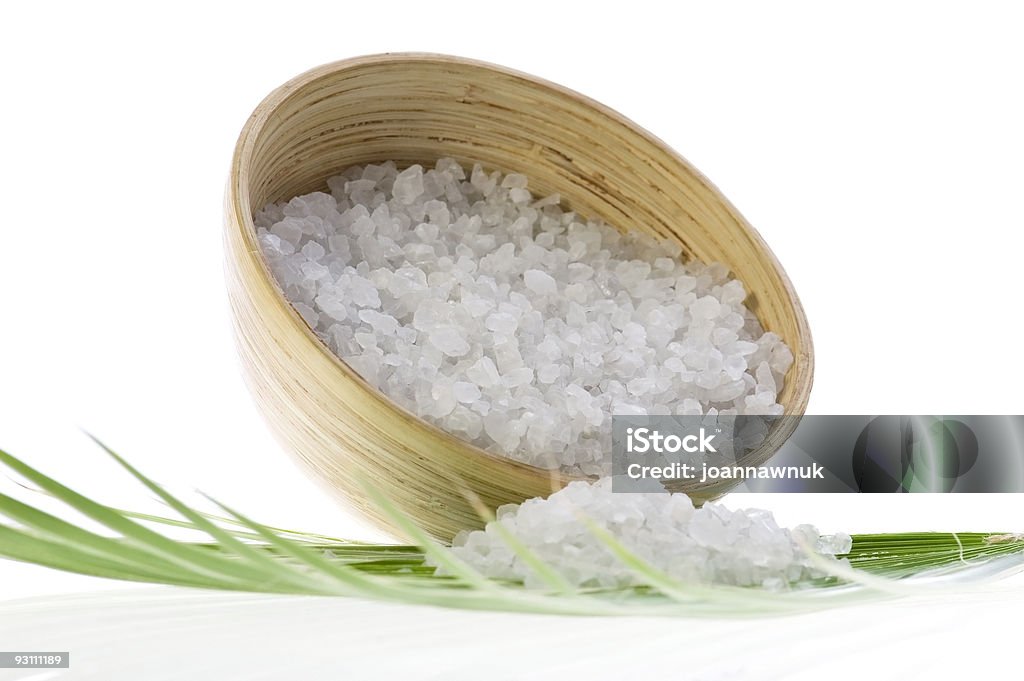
[503,367,534,388]
[429,326,471,357]
[412,300,448,331]
[484,412,518,449]
[665,357,685,372]
[532,193,561,208]
[315,294,348,322]
[348,275,381,309]
[509,187,531,204]
[358,309,399,336]
[453,381,483,403]
[301,241,326,260]
[255,159,794,474]
[524,269,558,296]
[354,332,377,350]
[493,341,524,373]
[690,295,721,319]
[393,165,425,205]
[270,217,305,245]
[428,379,457,418]
[621,322,647,347]
[414,222,438,242]
[292,302,319,328]
[485,312,518,335]
[755,361,777,394]
[537,364,561,384]
[466,357,501,388]
[501,173,529,189]
[437,478,849,589]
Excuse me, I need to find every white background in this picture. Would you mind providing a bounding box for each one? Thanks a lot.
[0,1,1022,679]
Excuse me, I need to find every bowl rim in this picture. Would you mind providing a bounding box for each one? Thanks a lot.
[227,51,814,486]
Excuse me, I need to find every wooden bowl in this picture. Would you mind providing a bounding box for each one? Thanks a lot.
[224,53,813,541]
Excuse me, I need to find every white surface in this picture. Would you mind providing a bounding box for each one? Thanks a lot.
[0,1,1023,678]
[2,581,1024,681]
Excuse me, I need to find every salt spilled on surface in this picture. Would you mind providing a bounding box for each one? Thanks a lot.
[255,159,794,474]
[443,478,852,589]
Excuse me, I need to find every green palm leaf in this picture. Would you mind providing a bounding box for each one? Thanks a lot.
[1,441,1023,617]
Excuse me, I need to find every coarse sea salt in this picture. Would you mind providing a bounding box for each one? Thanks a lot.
[255,159,794,474]
[439,478,852,589]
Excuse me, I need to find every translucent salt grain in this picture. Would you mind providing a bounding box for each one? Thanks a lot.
[255,158,794,474]
[292,302,319,328]
[453,381,483,403]
[358,309,399,336]
[537,364,561,384]
[393,165,424,204]
[524,269,558,296]
[466,357,501,388]
[315,294,348,322]
[485,312,518,335]
[270,218,304,245]
[436,478,850,589]
[348,276,381,309]
[429,326,471,357]
[301,241,326,260]
[501,173,529,189]
[690,295,721,319]
[503,367,534,388]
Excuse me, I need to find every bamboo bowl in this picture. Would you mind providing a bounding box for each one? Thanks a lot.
[225,54,813,541]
